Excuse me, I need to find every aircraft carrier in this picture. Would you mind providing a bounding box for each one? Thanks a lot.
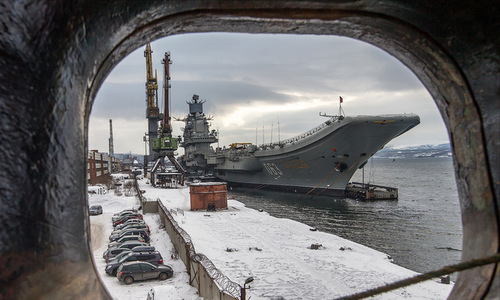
[178,95,420,196]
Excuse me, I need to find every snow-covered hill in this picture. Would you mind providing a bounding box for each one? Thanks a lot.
[375,143,452,159]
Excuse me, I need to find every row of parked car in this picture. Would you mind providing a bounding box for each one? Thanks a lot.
[102,209,173,285]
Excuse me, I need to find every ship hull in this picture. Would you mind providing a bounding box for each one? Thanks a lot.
[214,115,420,196]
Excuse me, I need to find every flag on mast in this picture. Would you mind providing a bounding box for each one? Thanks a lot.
[338,96,345,117]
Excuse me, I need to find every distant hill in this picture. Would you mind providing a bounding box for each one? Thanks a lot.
[374,143,452,159]
[114,153,145,164]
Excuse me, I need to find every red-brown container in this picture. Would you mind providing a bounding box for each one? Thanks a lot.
[189,182,228,210]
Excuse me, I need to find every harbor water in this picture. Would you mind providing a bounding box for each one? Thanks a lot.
[228,157,462,279]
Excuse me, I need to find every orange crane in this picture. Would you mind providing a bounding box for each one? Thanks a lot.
[144,43,161,162]
[144,43,159,118]
[143,43,184,186]
[151,50,178,152]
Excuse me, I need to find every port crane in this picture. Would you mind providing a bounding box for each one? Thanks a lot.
[143,43,185,186]
[144,43,160,159]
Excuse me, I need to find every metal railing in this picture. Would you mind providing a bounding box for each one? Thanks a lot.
[157,200,241,299]
[257,117,336,150]
[134,178,240,300]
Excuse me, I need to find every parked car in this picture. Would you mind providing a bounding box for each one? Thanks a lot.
[105,251,164,276]
[114,219,146,230]
[112,214,143,226]
[106,250,132,264]
[111,212,142,222]
[113,209,137,217]
[89,205,103,215]
[113,212,143,221]
[102,247,130,259]
[131,245,155,252]
[109,229,150,243]
[117,261,173,284]
[110,224,150,236]
[113,240,149,251]
[109,228,149,241]
[103,247,131,261]
[107,235,146,249]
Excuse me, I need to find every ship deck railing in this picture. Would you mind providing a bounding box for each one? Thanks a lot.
[257,116,339,150]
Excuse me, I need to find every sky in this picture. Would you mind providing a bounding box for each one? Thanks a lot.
[88,33,450,155]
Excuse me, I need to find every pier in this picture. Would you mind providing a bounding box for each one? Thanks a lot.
[345,182,398,200]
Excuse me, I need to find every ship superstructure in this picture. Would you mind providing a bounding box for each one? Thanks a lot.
[179,95,420,196]
[178,95,219,178]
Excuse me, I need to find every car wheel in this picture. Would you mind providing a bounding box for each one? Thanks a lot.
[124,276,134,285]
[112,269,117,276]
[159,272,169,280]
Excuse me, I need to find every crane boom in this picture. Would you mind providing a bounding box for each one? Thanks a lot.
[142,43,184,187]
[144,43,159,118]
[161,52,172,135]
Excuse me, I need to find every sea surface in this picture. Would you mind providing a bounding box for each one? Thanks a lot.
[228,157,462,280]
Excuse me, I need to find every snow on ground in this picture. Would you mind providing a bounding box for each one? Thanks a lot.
[138,178,454,300]
[88,180,200,300]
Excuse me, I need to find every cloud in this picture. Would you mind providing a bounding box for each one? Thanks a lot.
[91,82,145,120]
[89,33,449,154]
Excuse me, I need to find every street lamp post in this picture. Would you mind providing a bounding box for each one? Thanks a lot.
[143,134,148,177]
[241,277,254,300]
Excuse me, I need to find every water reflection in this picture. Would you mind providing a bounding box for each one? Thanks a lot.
[228,158,462,279]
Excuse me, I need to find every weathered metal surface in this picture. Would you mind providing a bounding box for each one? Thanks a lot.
[190,183,228,210]
[0,1,497,299]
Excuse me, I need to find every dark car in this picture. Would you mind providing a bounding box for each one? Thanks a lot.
[103,247,131,260]
[107,235,146,249]
[105,251,164,276]
[117,261,173,284]
[106,250,132,264]
[109,229,150,243]
[104,248,131,263]
[89,205,103,215]
[114,240,149,251]
[131,245,155,252]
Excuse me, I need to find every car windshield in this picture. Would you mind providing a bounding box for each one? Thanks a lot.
[118,255,131,263]
[113,252,129,261]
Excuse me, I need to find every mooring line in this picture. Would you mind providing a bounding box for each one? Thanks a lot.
[314,155,363,197]
[334,253,500,300]
[304,155,347,196]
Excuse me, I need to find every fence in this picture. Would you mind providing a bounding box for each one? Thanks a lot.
[134,178,241,300]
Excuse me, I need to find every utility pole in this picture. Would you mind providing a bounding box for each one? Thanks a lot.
[108,119,114,173]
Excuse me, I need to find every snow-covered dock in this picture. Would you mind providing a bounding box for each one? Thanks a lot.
[88,184,199,300]
[137,178,453,299]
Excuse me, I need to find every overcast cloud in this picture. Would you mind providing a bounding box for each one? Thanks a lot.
[89,33,449,155]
